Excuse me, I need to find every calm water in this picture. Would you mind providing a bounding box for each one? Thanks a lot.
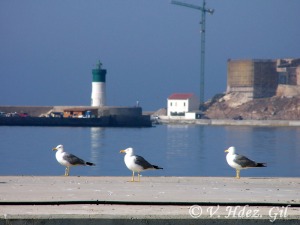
[0,125,300,177]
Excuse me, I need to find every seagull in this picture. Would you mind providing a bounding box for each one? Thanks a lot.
[52,144,95,176]
[225,146,266,179]
[120,147,163,182]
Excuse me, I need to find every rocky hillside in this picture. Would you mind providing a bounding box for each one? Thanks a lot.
[204,93,300,120]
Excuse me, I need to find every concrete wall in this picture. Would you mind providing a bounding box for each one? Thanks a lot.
[227,59,278,99]
[98,107,142,117]
[0,115,151,127]
[227,58,300,99]
[276,84,300,97]
[0,106,143,118]
[0,106,151,127]
[158,117,300,126]
[277,58,300,85]
[253,60,278,98]
[53,106,143,118]
[0,106,53,117]
[297,66,300,85]
[185,112,196,119]
[227,60,254,92]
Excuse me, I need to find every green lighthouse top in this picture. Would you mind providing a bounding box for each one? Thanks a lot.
[92,60,106,82]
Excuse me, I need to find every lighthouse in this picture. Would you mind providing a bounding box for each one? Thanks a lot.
[91,61,107,107]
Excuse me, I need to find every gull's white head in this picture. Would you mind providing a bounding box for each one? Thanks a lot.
[120,147,134,155]
[225,146,236,154]
[53,144,64,152]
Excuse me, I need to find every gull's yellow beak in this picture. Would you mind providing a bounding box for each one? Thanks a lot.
[52,147,57,151]
[224,149,229,153]
[120,150,126,153]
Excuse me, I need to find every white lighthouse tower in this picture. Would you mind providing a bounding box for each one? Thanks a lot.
[91,61,107,107]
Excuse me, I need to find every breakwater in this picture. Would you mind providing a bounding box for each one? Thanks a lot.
[0,116,151,127]
[158,117,300,127]
[0,105,152,127]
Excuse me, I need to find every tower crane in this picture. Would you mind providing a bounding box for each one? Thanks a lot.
[171,0,214,107]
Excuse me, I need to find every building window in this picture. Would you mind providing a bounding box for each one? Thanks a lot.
[184,102,186,106]
[170,102,172,106]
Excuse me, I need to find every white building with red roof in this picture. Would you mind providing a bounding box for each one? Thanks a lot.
[167,93,199,117]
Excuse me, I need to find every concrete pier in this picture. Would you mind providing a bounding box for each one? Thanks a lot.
[158,117,300,127]
[0,176,299,224]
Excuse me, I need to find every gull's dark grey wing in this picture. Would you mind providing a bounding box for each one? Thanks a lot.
[134,155,154,170]
[63,153,86,165]
[234,154,257,168]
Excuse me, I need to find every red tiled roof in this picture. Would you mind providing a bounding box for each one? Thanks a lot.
[168,93,194,100]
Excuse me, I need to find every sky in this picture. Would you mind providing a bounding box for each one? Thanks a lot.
[0,0,299,111]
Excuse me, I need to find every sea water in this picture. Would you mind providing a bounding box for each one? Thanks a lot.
[0,125,299,177]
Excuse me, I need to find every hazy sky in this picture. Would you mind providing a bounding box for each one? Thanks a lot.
[1,0,299,110]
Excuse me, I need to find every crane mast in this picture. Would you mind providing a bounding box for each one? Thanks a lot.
[171,0,214,107]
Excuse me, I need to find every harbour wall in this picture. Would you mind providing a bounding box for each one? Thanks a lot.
[0,115,151,128]
[0,106,152,127]
[158,117,300,127]
[0,106,53,117]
